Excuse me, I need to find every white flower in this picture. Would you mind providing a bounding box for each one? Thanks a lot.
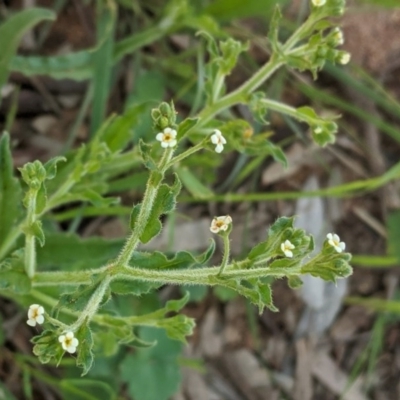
[312,0,326,6]
[210,129,226,153]
[156,127,177,148]
[332,28,344,46]
[58,331,79,354]
[281,240,295,258]
[339,52,351,65]
[210,215,232,234]
[327,233,346,253]
[27,304,45,327]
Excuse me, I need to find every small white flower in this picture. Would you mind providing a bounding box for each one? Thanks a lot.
[27,304,45,327]
[58,331,79,354]
[210,215,232,234]
[339,52,351,65]
[210,129,227,153]
[332,28,344,46]
[327,233,346,253]
[156,127,177,148]
[312,0,326,6]
[281,240,295,258]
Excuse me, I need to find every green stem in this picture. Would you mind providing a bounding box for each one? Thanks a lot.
[31,261,301,288]
[166,140,205,169]
[70,275,112,331]
[24,189,37,278]
[218,234,230,276]
[115,148,173,266]
[259,98,319,125]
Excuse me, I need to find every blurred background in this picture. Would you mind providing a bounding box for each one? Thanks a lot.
[1,0,400,399]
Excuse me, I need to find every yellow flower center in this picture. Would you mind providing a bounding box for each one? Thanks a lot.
[164,133,172,141]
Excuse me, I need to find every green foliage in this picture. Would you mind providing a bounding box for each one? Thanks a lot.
[120,328,182,400]
[0,0,355,395]
[0,8,55,91]
[0,133,22,250]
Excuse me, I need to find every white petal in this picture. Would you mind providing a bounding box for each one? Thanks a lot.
[339,242,346,251]
[215,144,223,153]
[161,141,169,148]
[326,233,333,240]
[285,250,293,258]
[156,133,164,141]
[27,319,36,327]
[36,315,44,324]
[211,134,218,144]
[170,129,177,138]
[169,139,177,147]
[333,234,340,242]
[213,129,222,136]
[220,135,227,144]
[164,127,172,134]
[72,338,79,347]
[335,246,343,253]
[66,331,74,339]
[38,306,44,314]
[58,335,65,343]
[66,346,76,354]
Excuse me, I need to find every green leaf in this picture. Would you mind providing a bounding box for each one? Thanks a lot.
[176,166,214,199]
[138,140,157,171]
[129,240,215,270]
[55,276,108,315]
[388,211,400,262]
[110,280,159,297]
[90,0,116,135]
[120,328,182,400]
[60,379,115,400]
[268,6,282,52]
[36,233,124,270]
[137,175,182,243]
[30,220,45,247]
[44,156,66,180]
[35,184,47,214]
[288,275,303,289]
[0,133,22,250]
[99,104,148,152]
[177,118,200,138]
[31,329,63,365]
[0,7,55,90]
[76,324,94,376]
[0,250,31,294]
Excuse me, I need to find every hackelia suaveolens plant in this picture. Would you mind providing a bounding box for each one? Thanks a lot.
[210,215,232,234]
[281,240,295,258]
[156,127,177,148]
[327,233,346,253]
[59,331,79,354]
[211,129,226,153]
[27,304,45,327]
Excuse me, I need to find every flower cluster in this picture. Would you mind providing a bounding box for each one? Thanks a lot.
[58,331,79,354]
[27,304,45,327]
[210,215,232,234]
[156,127,177,148]
[327,233,345,253]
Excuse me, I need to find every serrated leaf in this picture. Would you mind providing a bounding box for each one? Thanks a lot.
[129,240,215,271]
[0,7,55,90]
[268,6,282,51]
[76,324,94,376]
[138,175,182,243]
[110,279,159,296]
[32,329,64,365]
[0,133,22,250]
